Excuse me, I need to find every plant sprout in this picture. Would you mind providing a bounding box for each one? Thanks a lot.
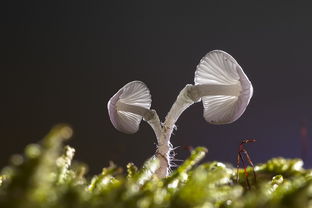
[107,50,253,178]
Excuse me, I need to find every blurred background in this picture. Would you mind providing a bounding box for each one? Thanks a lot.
[1,1,312,174]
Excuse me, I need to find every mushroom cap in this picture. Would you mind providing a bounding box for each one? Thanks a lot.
[194,50,253,124]
[107,81,152,134]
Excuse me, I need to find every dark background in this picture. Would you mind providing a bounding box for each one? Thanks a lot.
[1,1,312,174]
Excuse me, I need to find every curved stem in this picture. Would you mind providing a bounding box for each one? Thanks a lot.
[116,101,162,142]
[164,84,196,128]
[145,110,162,143]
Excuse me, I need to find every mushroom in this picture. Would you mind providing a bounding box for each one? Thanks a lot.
[107,50,253,178]
[162,50,252,177]
[165,50,253,127]
[193,50,253,124]
[107,81,161,136]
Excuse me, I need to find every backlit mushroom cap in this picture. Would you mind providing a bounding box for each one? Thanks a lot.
[194,50,253,124]
[107,81,152,134]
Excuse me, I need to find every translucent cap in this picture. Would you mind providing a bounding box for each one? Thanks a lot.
[194,50,253,124]
[107,81,152,134]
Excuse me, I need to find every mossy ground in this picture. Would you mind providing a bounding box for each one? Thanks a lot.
[1,125,311,208]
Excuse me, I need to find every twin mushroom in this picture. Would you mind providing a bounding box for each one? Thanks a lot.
[107,50,253,178]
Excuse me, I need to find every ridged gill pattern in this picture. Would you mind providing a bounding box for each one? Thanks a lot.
[107,81,152,134]
[194,50,253,124]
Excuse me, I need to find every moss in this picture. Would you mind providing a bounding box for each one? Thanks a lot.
[1,125,312,208]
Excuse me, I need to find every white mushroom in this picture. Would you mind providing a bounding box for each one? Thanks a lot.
[193,50,253,124]
[107,81,161,135]
[165,50,253,126]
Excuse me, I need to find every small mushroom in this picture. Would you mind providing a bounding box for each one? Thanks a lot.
[192,50,253,124]
[107,81,160,134]
[165,50,253,127]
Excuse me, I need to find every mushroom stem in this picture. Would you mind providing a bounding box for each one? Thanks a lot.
[146,110,162,142]
[116,101,162,142]
[164,85,196,128]
[116,101,152,119]
[155,133,172,178]
[188,83,242,101]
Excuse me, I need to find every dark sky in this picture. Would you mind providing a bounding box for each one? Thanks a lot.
[1,1,312,174]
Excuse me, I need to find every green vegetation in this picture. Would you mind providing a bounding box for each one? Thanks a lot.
[1,125,312,208]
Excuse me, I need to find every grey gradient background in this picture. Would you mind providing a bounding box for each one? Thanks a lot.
[1,1,312,174]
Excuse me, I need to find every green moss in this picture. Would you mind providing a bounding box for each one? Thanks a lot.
[1,125,312,208]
